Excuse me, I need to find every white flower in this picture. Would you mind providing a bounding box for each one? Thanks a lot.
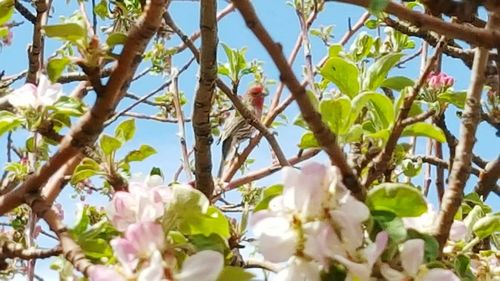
[332,231,388,281]
[8,74,62,109]
[273,257,321,281]
[175,250,224,281]
[380,239,460,281]
[138,250,165,281]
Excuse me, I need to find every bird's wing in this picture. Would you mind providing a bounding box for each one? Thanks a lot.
[218,110,245,144]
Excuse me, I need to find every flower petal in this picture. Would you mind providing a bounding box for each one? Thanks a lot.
[138,250,165,281]
[175,250,224,281]
[379,263,407,281]
[8,84,37,108]
[449,220,467,241]
[401,239,424,277]
[89,265,126,281]
[421,268,460,281]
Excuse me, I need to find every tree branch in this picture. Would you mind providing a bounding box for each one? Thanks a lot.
[231,0,364,200]
[432,12,493,250]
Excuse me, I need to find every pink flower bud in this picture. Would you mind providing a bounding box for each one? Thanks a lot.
[427,72,454,91]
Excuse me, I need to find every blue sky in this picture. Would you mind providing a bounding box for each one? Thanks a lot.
[1,0,498,279]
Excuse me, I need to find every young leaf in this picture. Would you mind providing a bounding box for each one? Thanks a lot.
[115,118,136,142]
[0,111,22,136]
[254,184,284,212]
[402,122,446,143]
[366,183,428,217]
[320,57,360,98]
[106,32,127,49]
[47,57,71,83]
[438,91,466,109]
[298,132,319,149]
[218,267,254,281]
[363,53,404,91]
[381,76,414,91]
[350,91,395,130]
[0,0,14,26]
[99,134,122,156]
[320,97,351,135]
[42,23,86,43]
[70,158,102,185]
[123,144,156,162]
[372,210,407,243]
[473,213,500,239]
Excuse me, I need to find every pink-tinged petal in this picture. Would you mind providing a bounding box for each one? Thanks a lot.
[380,263,407,281]
[125,222,164,256]
[364,231,388,267]
[401,239,424,277]
[175,250,224,281]
[332,255,371,281]
[337,194,370,223]
[449,220,467,241]
[108,192,137,231]
[304,221,346,265]
[110,237,138,272]
[8,84,37,108]
[421,268,460,281]
[89,265,126,281]
[138,250,165,281]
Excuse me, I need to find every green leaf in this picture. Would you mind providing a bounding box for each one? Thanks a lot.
[165,184,210,227]
[402,122,446,143]
[181,206,230,239]
[0,111,22,136]
[70,205,90,235]
[407,229,439,262]
[189,233,228,254]
[320,96,351,135]
[351,91,395,130]
[454,254,475,281]
[123,144,156,162]
[363,53,404,91]
[50,96,85,116]
[349,32,374,61]
[79,238,113,261]
[473,213,500,239]
[70,158,101,185]
[42,23,86,43]
[438,91,466,109]
[106,32,127,49]
[381,76,414,91]
[218,267,254,281]
[372,210,407,243]
[94,0,108,19]
[401,158,422,177]
[99,134,122,156]
[364,19,379,29]
[0,0,14,26]
[366,183,427,217]
[298,131,319,149]
[254,184,283,212]
[320,57,360,98]
[47,57,71,83]
[115,118,135,142]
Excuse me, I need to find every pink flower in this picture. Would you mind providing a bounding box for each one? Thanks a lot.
[427,72,454,91]
[8,74,62,109]
[110,222,164,273]
[89,265,126,281]
[107,181,171,231]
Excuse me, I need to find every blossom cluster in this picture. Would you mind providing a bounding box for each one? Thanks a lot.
[89,176,225,281]
[426,72,454,92]
[251,162,462,281]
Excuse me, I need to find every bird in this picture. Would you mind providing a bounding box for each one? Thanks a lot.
[217,85,266,179]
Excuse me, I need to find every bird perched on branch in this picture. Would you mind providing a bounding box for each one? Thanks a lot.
[217,85,266,179]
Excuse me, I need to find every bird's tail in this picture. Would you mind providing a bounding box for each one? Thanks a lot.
[218,138,234,179]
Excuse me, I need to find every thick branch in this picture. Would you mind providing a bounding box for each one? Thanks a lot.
[231,0,364,200]
[475,157,500,199]
[433,16,493,250]
[192,0,218,197]
[0,242,61,259]
[26,0,47,84]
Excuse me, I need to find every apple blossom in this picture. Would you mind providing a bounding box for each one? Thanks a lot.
[380,239,460,281]
[107,180,171,231]
[274,257,321,281]
[110,222,165,273]
[8,74,62,109]
[89,265,126,281]
[137,250,165,281]
[427,72,454,91]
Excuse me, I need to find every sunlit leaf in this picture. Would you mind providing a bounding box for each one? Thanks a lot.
[47,57,71,83]
[366,183,427,217]
[320,57,360,98]
[123,144,156,162]
[402,122,446,143]
[43,23,86,43]
[381,76,414,91]
[0,111,22,136]
[363,53,404,91]
[100,134,122,156]
[254,184,283,212]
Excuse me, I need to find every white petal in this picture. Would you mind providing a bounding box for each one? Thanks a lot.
[332,255,371,281]
[274,258,320,281]
[258,230,297,263]
[379,263,407,281]
[401,239,424,277]
[252,215,290,237]
[330,210,364,255]
[8,84,37,108]
[337,195,370,223]
[138,250,164,281]
[449,221,467,241]
[304,221,346,264]
[420,268,460,281]
[363,231,388,267]
[175,250,223,281]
